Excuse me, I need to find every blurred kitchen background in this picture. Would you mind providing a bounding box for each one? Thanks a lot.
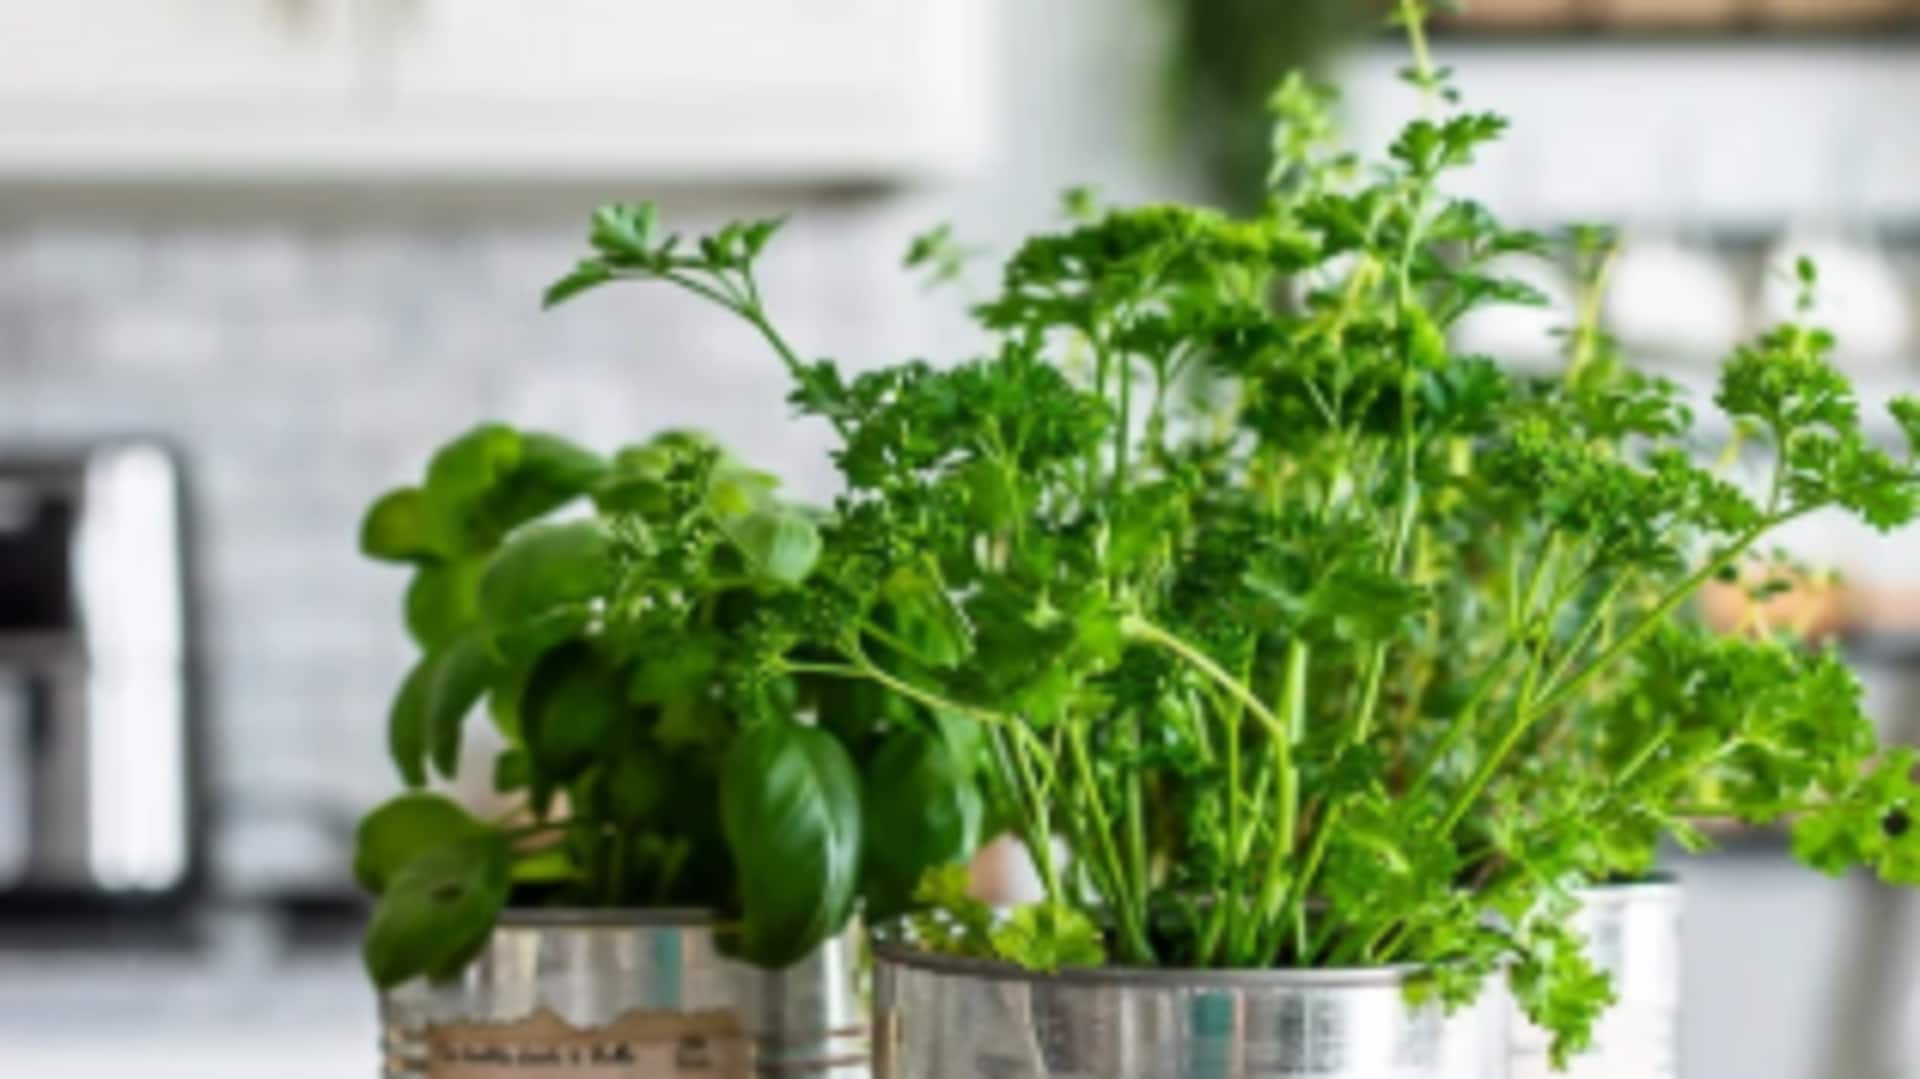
[4,1,1920,1076]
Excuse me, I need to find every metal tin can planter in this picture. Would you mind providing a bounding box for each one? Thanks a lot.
[873,945,1508,1079]
[1508,879,1682,1079]
[380,909,867,1078]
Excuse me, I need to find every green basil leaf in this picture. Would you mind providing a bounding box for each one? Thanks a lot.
[490,607,592,665]
[360,487,447,564]
[362,835,511,989]
[861,729,984,920]
[520,642,626,782]
[487,662,532,743]
[606,747,670,825]
[721,720,862,968]
[424,631,501,779]
[704,465,781,520]
[592,473,674,517]
[424,425,524,544]
[470,433,609,541]
[720,509,821,586]
[352,792,484,894]
[478,520,614,653]
[493,748,530,794]
[388,656,434,789]
[655,694,724,750]
[405,558,484,650]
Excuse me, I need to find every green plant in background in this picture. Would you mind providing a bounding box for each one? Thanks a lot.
[1162,0,1371,208]
[542,0,1920,1064]
[352,425,989,987]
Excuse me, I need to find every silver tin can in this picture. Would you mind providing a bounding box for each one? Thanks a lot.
[380,908,867,1077]
[1508,879,1682,1079]
[873,945,1507,1078]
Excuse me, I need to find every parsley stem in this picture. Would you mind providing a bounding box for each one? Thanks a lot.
[609,825,629,905]
[779,656,1048,761]
[1122,709,1152,949]
[976,724,1056,908]
[1540,571,1635,701]
[739,301,853,440]
[1113,348,1133,500]
[1222,671,1245,959]
[1350,429,1422,746]
[1399,0,1439,114]
[1365,919,1412,965]
[1566,242,1618,380]
[1065,723,1154,963]
[1531,521,1779,728]
[634,265,852,440]
[1252,639,1309,960]
[1436,520,1777,838]
[1615,726,1673,787]
[1280,804,1338,960]
[1405,640,1518,802]
[1120,616,1288,740]
[854,618,924,663]
[1003,730,1066,905]
[501,821,567,843]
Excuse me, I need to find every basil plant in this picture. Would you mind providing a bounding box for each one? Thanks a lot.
[352,425,987,987]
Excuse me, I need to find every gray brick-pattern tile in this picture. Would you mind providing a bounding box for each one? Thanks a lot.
[0,206,930,889]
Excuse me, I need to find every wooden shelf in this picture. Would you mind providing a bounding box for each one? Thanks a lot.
[1426,0,1920,41]
[1422,21,1920,43]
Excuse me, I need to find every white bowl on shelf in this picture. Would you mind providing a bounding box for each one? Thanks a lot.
[1605,234,1746,365]
[1759,231,1912,367]
[1451,253,1576,373]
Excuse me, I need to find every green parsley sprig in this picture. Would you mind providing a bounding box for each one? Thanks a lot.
[543,1,1920,1063]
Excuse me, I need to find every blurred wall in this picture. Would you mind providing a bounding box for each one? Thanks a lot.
[0,0,1198,893]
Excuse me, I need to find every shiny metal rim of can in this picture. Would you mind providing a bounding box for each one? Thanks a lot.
[1576,876,1681,908]
[491,905,718,929]
[873,941,1427,991]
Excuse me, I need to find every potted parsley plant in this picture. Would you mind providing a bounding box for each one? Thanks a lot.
[535,5,1920,1075]
[1438,224,1920,1078]
[354,425,987,1077]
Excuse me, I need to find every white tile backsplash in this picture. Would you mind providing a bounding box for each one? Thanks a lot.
[0,209,907,877]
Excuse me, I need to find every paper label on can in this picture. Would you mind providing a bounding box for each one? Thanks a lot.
[424,1007,749,1077]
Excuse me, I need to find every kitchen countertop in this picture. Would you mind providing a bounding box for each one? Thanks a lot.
[0,856,1911,1079]
[0,910,376,1077]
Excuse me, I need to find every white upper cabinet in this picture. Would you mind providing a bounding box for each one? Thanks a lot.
[365,0,989,179]
[0,0,992,181]
[0,1,358,105]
